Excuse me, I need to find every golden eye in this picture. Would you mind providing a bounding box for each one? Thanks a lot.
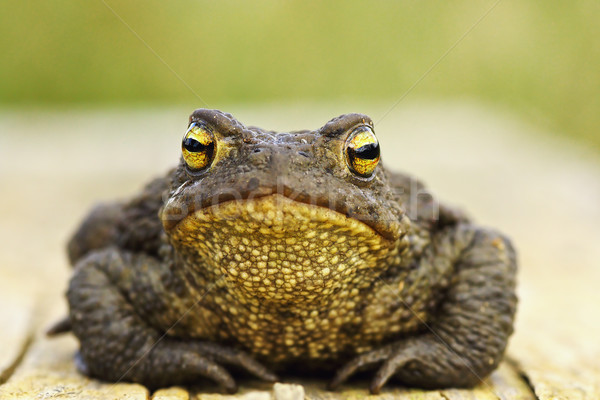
[182,123,216,171]
[345,126,380,177]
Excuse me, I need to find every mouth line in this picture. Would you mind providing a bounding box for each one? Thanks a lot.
[162,185,400,242]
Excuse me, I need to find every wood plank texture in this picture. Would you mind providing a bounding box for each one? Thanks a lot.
[152,387,190,400]
[507,274,600,400]
[0,273,36,386]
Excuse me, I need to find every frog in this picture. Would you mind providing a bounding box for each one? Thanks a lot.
[52,109,517,394]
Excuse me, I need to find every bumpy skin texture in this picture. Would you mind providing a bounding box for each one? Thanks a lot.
[64,109,517,394]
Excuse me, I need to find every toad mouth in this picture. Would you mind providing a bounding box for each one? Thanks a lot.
[161,185,402,242]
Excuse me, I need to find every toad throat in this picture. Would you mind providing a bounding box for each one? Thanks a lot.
[168,194,402,304]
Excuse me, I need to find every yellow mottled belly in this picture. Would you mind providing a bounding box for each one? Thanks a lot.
[169,194,415,361]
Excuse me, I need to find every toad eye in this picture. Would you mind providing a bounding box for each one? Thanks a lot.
[182,123,216,171]
[344,126,380,177]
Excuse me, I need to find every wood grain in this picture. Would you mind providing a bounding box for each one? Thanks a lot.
[0,274,35,386]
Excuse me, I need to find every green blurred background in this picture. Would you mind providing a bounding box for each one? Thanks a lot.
[1,0,598,149]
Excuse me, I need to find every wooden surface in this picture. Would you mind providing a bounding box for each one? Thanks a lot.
[1,104,599,399]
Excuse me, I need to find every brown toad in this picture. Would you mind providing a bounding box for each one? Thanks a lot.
[52,109,517,394]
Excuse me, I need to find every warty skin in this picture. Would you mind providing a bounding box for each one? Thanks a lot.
[59,109,517,394]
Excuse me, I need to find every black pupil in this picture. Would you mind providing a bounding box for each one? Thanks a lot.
[183,137,214,156]
[353,142,380,160]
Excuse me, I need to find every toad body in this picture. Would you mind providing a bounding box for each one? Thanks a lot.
[58,109,517,394]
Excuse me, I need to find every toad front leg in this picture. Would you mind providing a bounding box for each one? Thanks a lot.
[67,248,276,392]
[330,225,517,393]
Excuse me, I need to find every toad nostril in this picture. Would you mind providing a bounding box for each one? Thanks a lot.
[253,148,262,153]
